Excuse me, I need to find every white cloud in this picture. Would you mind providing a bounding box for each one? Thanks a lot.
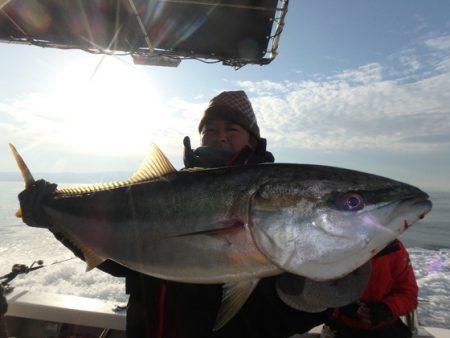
[398,50,422,73]
[0,53,210,166]
[412,14,428,33]
[1,33,450,178]
[332,63,383,85]
[242,55,450,153]
[424,35,450,51]
[237,80,293,95]
[0,93,203,160]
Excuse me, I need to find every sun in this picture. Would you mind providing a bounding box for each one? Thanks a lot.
[48,54,167,157]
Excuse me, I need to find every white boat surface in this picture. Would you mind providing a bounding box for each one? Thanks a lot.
[3,289,450,338]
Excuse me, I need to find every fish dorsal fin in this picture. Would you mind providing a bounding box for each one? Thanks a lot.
[213,279,259,331]
[128,143,176,183]
[57,144,176,195]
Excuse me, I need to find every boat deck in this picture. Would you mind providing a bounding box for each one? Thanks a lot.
[5,289,126,337]
[4,289,449,338]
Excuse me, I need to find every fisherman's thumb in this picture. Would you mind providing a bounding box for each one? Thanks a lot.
[183,136,197,168]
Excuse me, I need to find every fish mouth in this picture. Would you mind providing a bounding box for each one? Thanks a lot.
[390,196,432,232]
[340,195,432,270]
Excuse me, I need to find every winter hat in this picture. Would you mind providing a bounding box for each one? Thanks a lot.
[198,90,260,139]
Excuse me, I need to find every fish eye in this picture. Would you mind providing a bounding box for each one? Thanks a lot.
[336,192,365,211]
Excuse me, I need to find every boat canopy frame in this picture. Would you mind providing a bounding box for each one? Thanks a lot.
[0,0,289,68]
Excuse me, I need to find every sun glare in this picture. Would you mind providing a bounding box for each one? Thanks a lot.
[48,55,168,156]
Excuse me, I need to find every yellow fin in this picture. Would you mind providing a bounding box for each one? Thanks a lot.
[8,143,35,188]
[15,208,22,218]
[56,227,105,271]
[84,249,106,272]
[128,143,176,183]
[213,279,259,331]
[57,144,176,195]
[8,144,34,219]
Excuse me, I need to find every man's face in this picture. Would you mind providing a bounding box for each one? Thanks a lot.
[201,119,252,153]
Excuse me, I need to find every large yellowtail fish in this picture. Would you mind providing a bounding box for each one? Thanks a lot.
[9,143,432,329]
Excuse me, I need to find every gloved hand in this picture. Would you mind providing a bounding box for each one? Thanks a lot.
[18,179,57,228]
[183,136,197,168]
[183,136,234,168]
[276,261,371,312]
[338,302,361,319]
[357,302,393,326]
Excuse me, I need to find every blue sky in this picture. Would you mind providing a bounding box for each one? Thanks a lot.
[1,0,449,191]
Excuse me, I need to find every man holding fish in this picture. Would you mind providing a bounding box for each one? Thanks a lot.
[12,90,431,338]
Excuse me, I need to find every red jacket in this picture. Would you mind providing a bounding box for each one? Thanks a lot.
[334,240,418,330]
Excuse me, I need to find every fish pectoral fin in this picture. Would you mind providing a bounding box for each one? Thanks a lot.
[213,279,259,331]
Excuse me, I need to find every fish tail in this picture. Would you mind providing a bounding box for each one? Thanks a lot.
[8,143,35,188]
[8,143,35,218]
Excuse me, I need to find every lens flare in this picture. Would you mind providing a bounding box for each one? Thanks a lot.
[15,1,51,33]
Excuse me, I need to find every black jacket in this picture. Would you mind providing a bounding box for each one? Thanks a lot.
[120,139,325,338]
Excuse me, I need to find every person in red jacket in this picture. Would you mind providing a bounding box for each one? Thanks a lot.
[322,239,418,338]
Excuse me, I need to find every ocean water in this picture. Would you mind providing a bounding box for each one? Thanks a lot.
[0,181,449,330]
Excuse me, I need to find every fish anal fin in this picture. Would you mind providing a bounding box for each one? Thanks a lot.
[213,279,259,331]
[85,251,106,271]
[56,227,105,271]
[77,242,105,271]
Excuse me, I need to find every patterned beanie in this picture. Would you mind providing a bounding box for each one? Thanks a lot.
[198,90,260,140]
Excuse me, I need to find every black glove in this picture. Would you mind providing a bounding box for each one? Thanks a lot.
[338,302,361,319]
[17,180,85,261]
[364,302,393,325]
[183,136,234,168]
[183,136,197,168]
[18,179,57,228]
